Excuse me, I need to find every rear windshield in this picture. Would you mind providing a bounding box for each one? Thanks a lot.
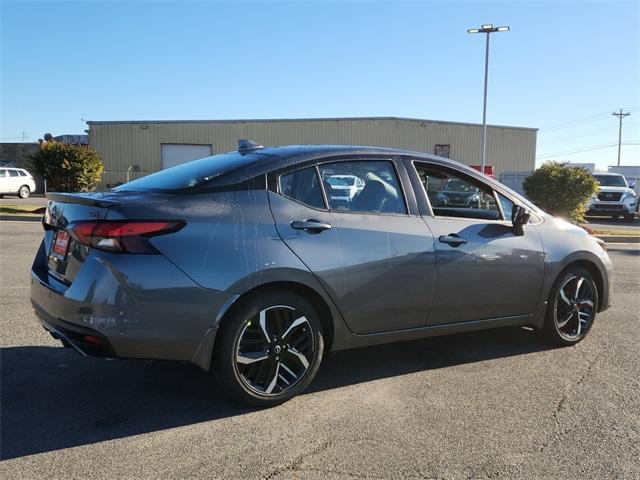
[115,151,265,191]
[594,174,627,187]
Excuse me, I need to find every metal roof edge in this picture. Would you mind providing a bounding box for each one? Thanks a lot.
[86,116,538,131]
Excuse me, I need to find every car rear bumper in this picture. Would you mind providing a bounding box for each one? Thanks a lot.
[30,240,235,369]
[34,305,116,357]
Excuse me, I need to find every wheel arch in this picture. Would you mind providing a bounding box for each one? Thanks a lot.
[553,258,606,312]
[212,281,336,360]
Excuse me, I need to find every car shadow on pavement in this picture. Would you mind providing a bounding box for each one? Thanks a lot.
[1,326,553,460]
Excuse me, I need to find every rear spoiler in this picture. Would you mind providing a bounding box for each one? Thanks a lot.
[46,192,122,208]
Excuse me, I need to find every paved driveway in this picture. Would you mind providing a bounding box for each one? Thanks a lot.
[1,222,639,479]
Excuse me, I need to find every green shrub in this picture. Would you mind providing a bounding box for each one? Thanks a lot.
[31,142,104,192]
[523,162,598,222]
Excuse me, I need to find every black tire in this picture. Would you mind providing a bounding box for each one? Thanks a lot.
[623,213,635,223]
[18,185,30,199]
[612,214,620,219]
[212,289,324,407]
[543,267,598,346]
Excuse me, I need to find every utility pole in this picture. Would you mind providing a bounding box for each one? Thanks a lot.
[612,108,630,166]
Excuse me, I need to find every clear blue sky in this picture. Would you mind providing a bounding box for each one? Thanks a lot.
[1,0,638,169]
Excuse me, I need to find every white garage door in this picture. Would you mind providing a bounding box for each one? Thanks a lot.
[161,144,212,169]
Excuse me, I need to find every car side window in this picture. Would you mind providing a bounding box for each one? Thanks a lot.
[414,163,502,221]
[18,170,27,177]
[0,170,6,177]
[9,170,20,177]
[279,167,326,209]
[318,160,406,214]
[497,193,514,221]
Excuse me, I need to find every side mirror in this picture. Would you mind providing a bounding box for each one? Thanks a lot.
[511,205,531,236]
[629,182,636,189]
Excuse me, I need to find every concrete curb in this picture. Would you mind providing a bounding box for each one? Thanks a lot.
[596,235,640,243]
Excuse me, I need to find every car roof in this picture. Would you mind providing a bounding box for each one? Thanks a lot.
[214,144,464,185]
[593,172,623,176]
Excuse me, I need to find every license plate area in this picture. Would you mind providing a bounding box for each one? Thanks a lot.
[51,230,70,259]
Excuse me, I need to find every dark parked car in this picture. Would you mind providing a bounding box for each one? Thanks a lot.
[31,142,613,405]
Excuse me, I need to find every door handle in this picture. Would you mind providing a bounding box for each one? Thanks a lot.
[291,219,332,234]
[439,234,468,247]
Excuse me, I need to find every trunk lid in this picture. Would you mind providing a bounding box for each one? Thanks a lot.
[44,193,119,284]
[42,190,179,285]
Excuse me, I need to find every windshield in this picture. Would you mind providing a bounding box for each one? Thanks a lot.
[328,176,355,186]
[444,179,478,193]
[593,174,627,187]
[115,151,265,191]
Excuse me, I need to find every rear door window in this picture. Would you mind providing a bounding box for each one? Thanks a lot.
[9,170,20,177]
[279,167,326,209]
[318,161,406,214]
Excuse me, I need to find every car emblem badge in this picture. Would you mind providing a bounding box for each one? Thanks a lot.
[274,345,282,354]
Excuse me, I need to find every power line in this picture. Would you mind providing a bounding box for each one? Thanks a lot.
[540,111,612,132]
[540,124,627,144]
[537,142,640,159]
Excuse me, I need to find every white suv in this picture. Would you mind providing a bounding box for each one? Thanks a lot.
[587,173,637,222]
[0,168,37,199]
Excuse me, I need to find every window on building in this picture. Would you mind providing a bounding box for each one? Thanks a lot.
[434,144,450,158]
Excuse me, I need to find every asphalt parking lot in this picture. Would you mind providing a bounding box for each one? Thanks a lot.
[1,222,639,479]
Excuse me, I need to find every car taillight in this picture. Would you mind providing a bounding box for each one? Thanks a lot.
[70,220,184,254]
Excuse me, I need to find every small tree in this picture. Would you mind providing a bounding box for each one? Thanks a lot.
[31,142,104,192]
[523,161,598,222]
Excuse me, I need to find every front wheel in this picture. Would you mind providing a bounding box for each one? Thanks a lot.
[623,213,635,223]
[213,290,324,406]
[18,185,30,199]
[543,267,598,346]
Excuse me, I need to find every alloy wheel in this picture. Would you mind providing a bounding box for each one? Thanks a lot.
[554,275,595,340]
[19,186,29,198]
[234,305,315,395]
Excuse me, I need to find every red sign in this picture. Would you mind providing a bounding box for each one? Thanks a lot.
[53,230,70,257]
[471,165,494,177]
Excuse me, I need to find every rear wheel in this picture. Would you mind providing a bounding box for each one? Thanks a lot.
[213,290,324,406]
[543,267,598,346]
[18,185,30,199]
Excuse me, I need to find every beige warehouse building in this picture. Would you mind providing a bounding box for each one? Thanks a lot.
[87,117,537,187]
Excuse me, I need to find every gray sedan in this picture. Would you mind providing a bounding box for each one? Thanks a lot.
[30,142,613,406]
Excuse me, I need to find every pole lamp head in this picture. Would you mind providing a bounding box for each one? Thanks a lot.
[468,24,510,34]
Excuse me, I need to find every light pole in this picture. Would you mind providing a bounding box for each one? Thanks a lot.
[468,24,510,175]
[612,108,631,166]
